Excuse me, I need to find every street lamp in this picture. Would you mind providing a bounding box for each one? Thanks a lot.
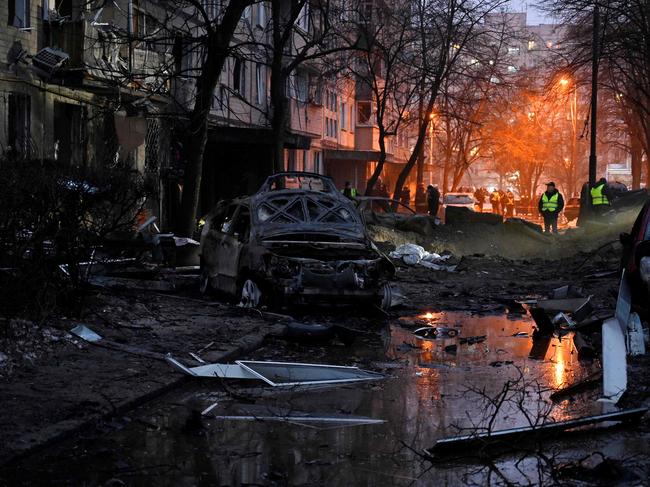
[559,77,578,196]
[429,112,436,186]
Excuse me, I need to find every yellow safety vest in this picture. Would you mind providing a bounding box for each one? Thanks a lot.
[590,183,609,206]
[541,192,559,212]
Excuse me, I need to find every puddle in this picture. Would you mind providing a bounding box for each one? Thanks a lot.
[4,312,649,486]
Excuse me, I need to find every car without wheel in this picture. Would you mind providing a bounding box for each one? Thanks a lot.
[199,172,395,309]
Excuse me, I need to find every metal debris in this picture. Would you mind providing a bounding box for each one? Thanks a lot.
[427,408,648,456]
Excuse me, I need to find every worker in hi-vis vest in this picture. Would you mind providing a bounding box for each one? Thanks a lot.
[590,177,611,216]
[538,181,565,234]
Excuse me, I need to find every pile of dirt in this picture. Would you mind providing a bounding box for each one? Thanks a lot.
[369,205,641,260]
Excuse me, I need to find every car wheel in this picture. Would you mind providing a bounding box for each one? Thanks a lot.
[379,282,393,311]
[239,278,262,308]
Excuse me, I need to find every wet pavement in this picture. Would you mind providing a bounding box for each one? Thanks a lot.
[2,312,649,486]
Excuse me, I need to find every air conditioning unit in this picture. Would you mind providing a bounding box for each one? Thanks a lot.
[32,47,70,78]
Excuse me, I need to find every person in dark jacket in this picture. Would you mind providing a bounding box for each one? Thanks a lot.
[426,185,440,217]
[538,182,565,234]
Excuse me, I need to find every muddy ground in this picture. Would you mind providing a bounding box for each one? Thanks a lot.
[1,213,649,485]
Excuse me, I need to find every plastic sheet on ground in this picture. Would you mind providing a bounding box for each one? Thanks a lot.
[388,244,456,272]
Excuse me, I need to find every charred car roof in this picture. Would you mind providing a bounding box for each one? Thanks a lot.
[249,172,365,241]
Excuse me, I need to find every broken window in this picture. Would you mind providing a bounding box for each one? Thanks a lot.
[8,0,30,28]
[255,63,265,105]
[231,206,251,241]
[53,101,85,166]
[7,93,31,159]
[211,203,237,233]
[233,57,246,96]
[357,101,372,125]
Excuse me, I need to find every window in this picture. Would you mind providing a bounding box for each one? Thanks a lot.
[201,0,218,20]
[7,93,31,158]
[8,0,30,28]
[233,58,246,96]
[507,65,517,73]
[295,71,308,102]
[325,117,338,138]
[326,89,337,111]
[313,151,323,174]
[341,102,347,129]
[357,101,371,124]
[243,5,251,21]
[256,63,265,105]
[297,2,309,31]
[527,40,536,51]
[507,46,520,55]
[256,2,266,27]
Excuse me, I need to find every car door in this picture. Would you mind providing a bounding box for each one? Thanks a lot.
[217,204,250,295]
[203,203,237,291]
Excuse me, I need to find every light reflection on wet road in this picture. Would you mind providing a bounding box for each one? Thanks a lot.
[3,312,648,486]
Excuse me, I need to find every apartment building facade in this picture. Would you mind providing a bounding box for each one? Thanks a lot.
[1,0,413,227]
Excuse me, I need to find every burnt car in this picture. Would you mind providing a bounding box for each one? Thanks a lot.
[199,172,395,309]
[620,199,650,316]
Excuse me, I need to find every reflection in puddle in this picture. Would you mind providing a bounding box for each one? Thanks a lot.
[6,312,647,486]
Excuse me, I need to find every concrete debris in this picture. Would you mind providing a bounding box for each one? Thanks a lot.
[573,332,596,361]
[413,327,460,340]
[627,312,646,356]
[389,244,456,272]
[601,317,628,403]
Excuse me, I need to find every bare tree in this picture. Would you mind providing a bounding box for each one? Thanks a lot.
[547,0,650,187]
[81,0,255,236]
[346,2,420,196]
[390,0,510,205]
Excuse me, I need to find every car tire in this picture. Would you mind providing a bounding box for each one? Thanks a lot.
[239,278,262,308]
[379,282,392,311]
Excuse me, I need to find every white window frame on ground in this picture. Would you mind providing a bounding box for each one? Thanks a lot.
[9,0,30,28]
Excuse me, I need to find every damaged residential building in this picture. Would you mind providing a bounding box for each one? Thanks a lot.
[0,0,415,230]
